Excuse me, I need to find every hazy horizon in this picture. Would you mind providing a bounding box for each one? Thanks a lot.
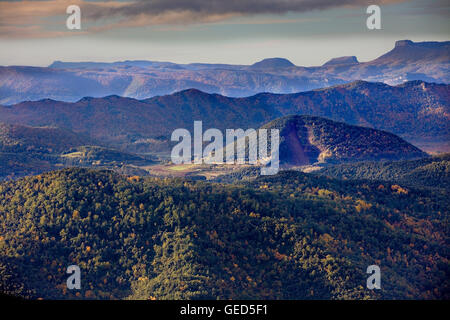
[0,0,448,67]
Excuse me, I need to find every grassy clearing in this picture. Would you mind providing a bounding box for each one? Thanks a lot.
[168,164,198,172]
[61,151,84,158]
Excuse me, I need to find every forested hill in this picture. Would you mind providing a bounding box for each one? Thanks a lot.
[0,123,92,153]
[0,168,448,300]
[260,115,427,165]
[319,154,450,189]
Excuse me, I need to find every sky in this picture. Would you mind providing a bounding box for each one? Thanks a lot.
[0,0,448,67]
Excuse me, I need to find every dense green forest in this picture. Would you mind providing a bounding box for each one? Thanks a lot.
[0,168,448,300]
[319,154,450,189]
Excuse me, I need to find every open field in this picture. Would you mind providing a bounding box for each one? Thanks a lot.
[142,163,255,179]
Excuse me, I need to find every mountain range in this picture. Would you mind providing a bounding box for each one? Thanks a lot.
[0,40,448,105]
[0,80,448,153]
[0,38,449,301]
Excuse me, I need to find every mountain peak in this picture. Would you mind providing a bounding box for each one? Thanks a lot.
[175,88,210,96]
[250,58,295,69]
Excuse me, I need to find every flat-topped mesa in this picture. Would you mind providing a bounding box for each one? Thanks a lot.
[323,56,359,66]
[395,40,414,47]
[372,40,450,65]
[394,39,450,49]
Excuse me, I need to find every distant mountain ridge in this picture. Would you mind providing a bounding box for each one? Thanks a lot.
[0,80,447,153]
[0,40,448,105]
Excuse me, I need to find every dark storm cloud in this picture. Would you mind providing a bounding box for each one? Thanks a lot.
[84,0,408,21]
[0,0,428,38]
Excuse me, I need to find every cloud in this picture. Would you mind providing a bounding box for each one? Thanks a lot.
[0,0,419,38]
[0,0,128,38]
[84,0,409,22]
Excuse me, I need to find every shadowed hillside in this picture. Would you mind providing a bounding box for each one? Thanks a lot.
[261,115,427,165]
